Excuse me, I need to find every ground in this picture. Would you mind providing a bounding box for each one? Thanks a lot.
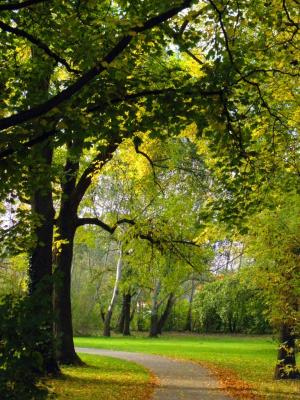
[76,347,230,400]
[74,333,300,400]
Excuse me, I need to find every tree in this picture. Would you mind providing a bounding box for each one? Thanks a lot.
[0,0,203,367]
[244,193,300,379]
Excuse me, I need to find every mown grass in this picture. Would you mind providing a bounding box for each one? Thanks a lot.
[74,334,300,400]
[48,353,153,400]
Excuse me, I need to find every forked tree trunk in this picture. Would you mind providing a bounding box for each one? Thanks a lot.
[54,143,83,365]
[53,138,119,364]
[274,324,300,379]
[103,246,122,337]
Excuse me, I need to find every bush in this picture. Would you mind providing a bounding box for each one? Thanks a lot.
[0,294,52,400]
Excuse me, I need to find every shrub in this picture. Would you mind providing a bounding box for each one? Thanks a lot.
[0,294,52,400]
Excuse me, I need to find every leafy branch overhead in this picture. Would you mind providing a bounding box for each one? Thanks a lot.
[0,1,193,132]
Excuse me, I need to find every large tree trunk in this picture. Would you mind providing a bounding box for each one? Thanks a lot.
[29,144,59,375]
[157,293,175,334]
[54,216,82,365]
[274,324,300,379]
[27,39,59,374]
[103,246,122,337]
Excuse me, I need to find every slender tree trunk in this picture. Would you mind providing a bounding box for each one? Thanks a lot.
[149,281,161,337]
[116,298,125,333]
[123,293,132,336]
[117,292,132,335]
[185,280,195,331]
[274,324,300,379]
[157,293,175,334]
[149,309,159,337]
[103,246,122,337]
[137,300,144,332]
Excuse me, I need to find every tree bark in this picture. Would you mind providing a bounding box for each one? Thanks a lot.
[116,298,125,333]
[274,324,300,379]
[54,213,82,365]
[103,246,122,337]
[123,293,132,336]
[54,140,118,364]
[157,293,175,334]
[54,141,83,365]
[117,292,132,335]
[149,281,161,337]
[29,145,59,375]
[27,38,59,374]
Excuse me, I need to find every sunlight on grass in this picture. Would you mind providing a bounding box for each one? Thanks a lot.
[74,334,300,400]
[49,353,153,400]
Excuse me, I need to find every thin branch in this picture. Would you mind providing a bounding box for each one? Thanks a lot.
[283,0,299,29]
[209,0,287,126]
[89,87,221,112]
[0,0,46,11]
[72,141,119,210]
[0,20,80,74]
[134,140,165,193]
[0,129,57,161]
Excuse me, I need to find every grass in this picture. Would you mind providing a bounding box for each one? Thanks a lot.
[48,353,153,400]
[74,333,300,400]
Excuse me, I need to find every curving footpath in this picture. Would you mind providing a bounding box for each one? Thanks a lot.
[76,347,232,400]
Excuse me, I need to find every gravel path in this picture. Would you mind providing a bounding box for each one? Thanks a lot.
[76,347,232,400]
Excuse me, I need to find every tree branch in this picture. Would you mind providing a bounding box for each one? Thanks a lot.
[0,86,221,160]
[76,215,202,266]
[76,217,115,233]
[0,129,57,161]
[0,1,192,131]
[0,0,46,11]
[72,141,119,210]
[0,20,80,74]
[89,86,221,112]
[76,216,135,233]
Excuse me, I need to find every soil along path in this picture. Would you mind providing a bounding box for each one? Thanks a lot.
[76,347,232,400]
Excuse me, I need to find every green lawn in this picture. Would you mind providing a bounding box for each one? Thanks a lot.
[49,353,153,400]
[74,334,300,400]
